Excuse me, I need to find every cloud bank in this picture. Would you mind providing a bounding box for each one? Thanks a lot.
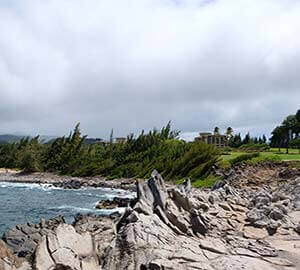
[1,0,300,139]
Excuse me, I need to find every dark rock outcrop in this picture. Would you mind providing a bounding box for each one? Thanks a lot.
[53,179,82,189]
[95,197,133,209]
[2,216,65,258]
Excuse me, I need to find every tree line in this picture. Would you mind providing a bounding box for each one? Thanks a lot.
[270,109,300,153]
[0,122,220,182]
[228,132,267,148]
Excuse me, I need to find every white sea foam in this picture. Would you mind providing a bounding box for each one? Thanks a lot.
[0,181,65,191]
[55,205,96,212]
[0,182,41,189]
[0,181,135,199]
[54,204,125,214]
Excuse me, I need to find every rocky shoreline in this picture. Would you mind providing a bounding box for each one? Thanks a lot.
[1,168,300,270]
[0,169,137,191]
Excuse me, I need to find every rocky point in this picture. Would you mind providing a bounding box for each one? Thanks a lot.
[1,169,300,269]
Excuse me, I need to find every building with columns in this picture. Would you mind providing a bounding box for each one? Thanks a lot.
[195,129,229,148]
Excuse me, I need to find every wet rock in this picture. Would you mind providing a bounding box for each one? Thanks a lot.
[53,179,82,189]
[95,196,133,209]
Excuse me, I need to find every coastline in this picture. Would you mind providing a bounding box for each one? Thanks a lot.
[1,170,300,269]
[0,168,137,191]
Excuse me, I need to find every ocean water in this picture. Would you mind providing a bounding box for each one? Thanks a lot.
[0,181,134,235]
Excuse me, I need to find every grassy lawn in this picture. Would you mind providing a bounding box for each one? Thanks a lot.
[192,147,300,189]
[176,175,220,188]
[221,148,300,162]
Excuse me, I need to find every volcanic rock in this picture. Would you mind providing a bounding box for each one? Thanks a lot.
[95,197,133,209]
[2,216,65,258]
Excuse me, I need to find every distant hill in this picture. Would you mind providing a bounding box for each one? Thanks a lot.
[39,136,58,143]
[0,134,58,144]
[0,134,104,145]
[0,134,24,143]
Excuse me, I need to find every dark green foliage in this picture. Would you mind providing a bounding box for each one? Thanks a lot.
[229,152,260,165]
[262,135,267,143]
[18,136,42,173]
[168,141,220,180]
[228,133,242,148]
[214,127,220,134]
[289,138,300,154]
[177,175,220,188]
[0,122,220,182]
[239,143,270,152]
[242,132,250,145]
[42,123,87,174]
[226,127,233,136]
[0,136,42,172]
[270,109,300,153]
[229,131,268,149]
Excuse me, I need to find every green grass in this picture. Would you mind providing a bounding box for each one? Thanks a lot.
[191,175,220,188]
[176,175,220,188]
[220,147,300,165]
[245,154,281,165]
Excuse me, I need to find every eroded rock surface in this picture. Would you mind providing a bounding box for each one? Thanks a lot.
[2,171,300,270]
[2,216,65,258]
[101,173,300,270]
[0,240,30,270]
[34,224,99,270]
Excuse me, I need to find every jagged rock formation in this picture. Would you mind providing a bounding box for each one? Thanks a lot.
[34,224,99,270]
[3,170,300,269]
[2,216,65,258]
[101,171,300,270]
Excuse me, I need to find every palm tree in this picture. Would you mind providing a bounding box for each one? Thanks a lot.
[226,127,233,137]
[214,127,220,135]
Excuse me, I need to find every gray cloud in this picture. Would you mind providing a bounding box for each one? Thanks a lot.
[0,0,300,139]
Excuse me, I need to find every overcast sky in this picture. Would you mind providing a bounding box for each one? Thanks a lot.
[0,0,299,140]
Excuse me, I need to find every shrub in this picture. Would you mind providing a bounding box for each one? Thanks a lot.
[239,143,270,152]
[245,155,281,165]
[168,141,220,180]
[229,152,260,165]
